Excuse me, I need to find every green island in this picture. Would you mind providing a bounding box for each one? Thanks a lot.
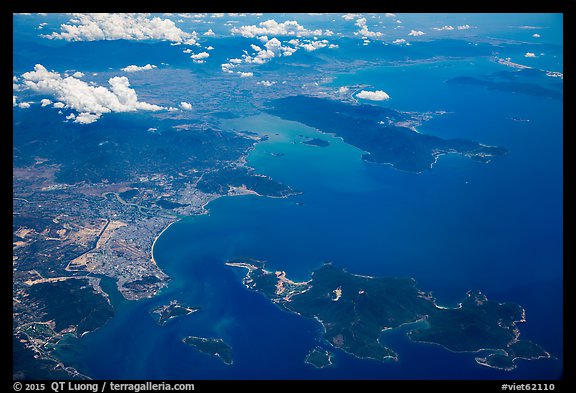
[305,347,334,369]
[226,260,550,370]
[150,300,199,326]
[302,138,330,147]
[182,336,233,365]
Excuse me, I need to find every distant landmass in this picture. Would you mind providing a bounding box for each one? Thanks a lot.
[446,67,563,100]
[265,96,507,173]
[446,76,562,100]
[227,260,550,370]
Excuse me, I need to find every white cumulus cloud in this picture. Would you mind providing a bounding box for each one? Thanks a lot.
[433,25,454,31]
[180,101,192,110]
[457,24,471,30]
[301,40,329,51]
[221,64,234,73]
[191,51,210,60]
[75,113,101,124]
[408,30,425,36]
[257,80,276,87]
[121,64,157,72]
[204,29,215,36]
[21,64,165,124]
[532,33,541,38]
[356,90,390,101]
[524,52,537,58]
[342,13,360,21]
[231,19,323,38]
[354,17,383,39]
[392,38,410,45]
[246,37,297,64]
[223,33,328,71]
[43,13,198,45]
[238,72,253,78]
[13,93,33,109]
[40,98,52,106]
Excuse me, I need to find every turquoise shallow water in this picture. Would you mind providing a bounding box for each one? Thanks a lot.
[75,59,562,380]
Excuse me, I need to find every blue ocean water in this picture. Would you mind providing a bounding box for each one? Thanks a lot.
[72,56,562,380]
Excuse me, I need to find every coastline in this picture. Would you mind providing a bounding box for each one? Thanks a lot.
[149,193,223,268]
[149,189,275,270]
[150,219,179,267]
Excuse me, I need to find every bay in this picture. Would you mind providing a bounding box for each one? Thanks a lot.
[77,59,562,380]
